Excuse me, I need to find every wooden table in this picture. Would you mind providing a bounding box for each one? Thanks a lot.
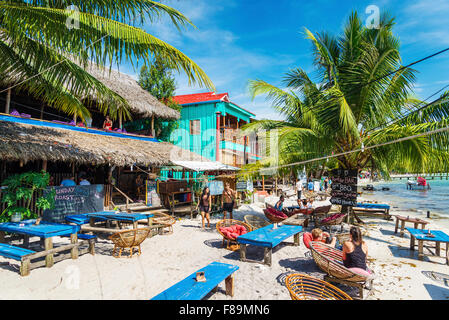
[87,211,153,229]
[236,224,303,266]
[283,214,309,227]
[0,220,80,269]
[407,228,449,265]
[395,215,429,237]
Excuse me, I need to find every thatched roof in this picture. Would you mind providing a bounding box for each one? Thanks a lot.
[85,62,180,120]
[0,118,207,167]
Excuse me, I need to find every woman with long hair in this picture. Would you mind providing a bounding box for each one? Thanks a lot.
[197,186,211,229]
[342,226,369,270]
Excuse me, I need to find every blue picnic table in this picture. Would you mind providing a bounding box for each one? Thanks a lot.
[355,203,390,210]
[0,220,81,269]
[0,220,79,238]
[236,224,303,266]
[85,211,154,231]
[406,228,449,265]
[151,262,239,300]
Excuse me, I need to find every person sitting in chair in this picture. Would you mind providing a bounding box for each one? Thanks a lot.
[342,226,369,271]
[303,228,336,249]
[274,195,285,211]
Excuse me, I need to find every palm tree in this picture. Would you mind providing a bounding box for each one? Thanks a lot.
[0,0,214,122]
[244,11,449,178]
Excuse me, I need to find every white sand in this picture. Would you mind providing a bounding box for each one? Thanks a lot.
[1,191,449,300]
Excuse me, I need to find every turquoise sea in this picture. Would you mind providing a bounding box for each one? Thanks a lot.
[359,179,449,218]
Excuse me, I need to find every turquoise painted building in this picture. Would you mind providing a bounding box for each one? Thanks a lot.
[168,92,260,167]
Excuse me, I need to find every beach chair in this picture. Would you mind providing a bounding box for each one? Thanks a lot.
[151,212,176,235]
[309,241,374,299]
[316,213,347,234]
[243,215,271,231]
[285,273,352,300]
[151,262,239,300]
[263,208,287,223]
[109,227,151,258]
[311,205,332,224]
[216,219,251,251]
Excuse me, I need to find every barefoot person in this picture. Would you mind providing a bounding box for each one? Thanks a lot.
[197,187,211,229]
[222,182,236,219]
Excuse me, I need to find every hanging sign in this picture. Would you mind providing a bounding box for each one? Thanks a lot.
[330,169,358,206]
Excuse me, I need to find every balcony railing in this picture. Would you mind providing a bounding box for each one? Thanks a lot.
[220,128,246,145]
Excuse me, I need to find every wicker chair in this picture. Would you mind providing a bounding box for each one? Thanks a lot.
[263,208,287,223]
[316,213,348,234]
[244,215,271,231]
[216,219,251,251]
[309,241,374,299]
[285,273,353,300]
[109,227,151,258]
[312,205,332,224]
[151,212,176,235]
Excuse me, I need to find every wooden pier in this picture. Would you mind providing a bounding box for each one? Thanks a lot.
[390,173,449,180]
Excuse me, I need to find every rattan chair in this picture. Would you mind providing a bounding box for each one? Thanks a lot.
[151,212,176,235]
[285,273,353,300]
[216,219,251,251]
[312,205,332,224]
[109,227,151,258]
[263,208,287,223]
[309,241,374,299]
[316,213,347,233]
[244,215,271,231]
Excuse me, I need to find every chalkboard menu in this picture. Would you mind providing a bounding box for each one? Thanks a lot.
[330,169,358,206]
[43,184,105,223]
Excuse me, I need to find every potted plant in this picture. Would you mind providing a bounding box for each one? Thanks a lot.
[1,171,55,223]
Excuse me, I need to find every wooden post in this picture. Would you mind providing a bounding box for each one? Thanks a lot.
[5,88,11,114]
[151,115,155,137]
[262,175,265,191]
[40,103,45,119]
[70,233,79,259]
[45,238,54,267]
[42,160,47,172]
[225,275,235,297]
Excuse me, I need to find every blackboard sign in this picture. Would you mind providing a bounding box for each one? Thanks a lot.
[330,169,358,206]
[43,184,105,223]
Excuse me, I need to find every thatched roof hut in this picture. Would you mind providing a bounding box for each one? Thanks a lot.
[85,62,180,120]
[0,117,206,167]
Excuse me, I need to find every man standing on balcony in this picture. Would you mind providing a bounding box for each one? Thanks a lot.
[222,182,236,220]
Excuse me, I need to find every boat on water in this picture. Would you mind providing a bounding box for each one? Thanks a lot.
[406,176,431,190]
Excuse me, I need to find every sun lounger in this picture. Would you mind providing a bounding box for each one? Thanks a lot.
[151,261,239,300]
[0,243,36,276]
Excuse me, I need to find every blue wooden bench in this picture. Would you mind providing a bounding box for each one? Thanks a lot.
[0,243,35,276]
[151,262,239,300]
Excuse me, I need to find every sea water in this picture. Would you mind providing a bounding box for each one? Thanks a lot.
[359,179,449,218]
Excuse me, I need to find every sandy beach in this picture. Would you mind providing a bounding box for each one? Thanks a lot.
[0,190,448,300]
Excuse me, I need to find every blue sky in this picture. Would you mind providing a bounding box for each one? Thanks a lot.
[119,0,449,120]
